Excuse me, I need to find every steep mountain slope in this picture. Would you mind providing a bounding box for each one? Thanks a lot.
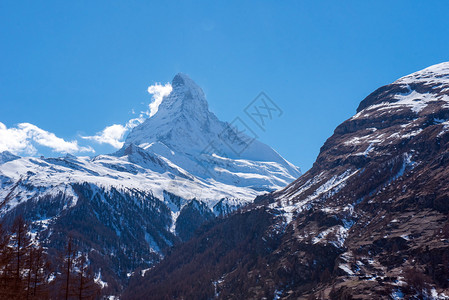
[0,74,300,295]
[125,62,449,299]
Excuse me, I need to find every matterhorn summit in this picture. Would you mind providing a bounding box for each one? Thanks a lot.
[126,73,215,153]
[125,73,300,186]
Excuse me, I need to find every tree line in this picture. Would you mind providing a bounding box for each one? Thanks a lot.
[0,216,101,299]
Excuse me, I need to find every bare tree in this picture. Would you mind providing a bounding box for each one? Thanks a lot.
[64,236,76,300]
[10,216,32,298]
[31,246,49,298]
[0,222,13,298]
[76,254,100,299]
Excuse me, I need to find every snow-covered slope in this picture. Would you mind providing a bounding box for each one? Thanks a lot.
[0,73,300,294]
[272,61,449,217]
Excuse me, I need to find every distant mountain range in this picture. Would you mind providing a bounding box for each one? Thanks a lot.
[124,63,449,299]
[0,73,300,295]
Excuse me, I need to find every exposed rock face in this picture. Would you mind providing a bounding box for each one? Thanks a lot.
[124,63,449,299]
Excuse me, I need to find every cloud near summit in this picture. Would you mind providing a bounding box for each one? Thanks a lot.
[81,82,172,149]
[148,83,173,117]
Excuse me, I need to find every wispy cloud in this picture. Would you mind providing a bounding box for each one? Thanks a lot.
[148,83,173,117]
[0,122,94,155]
[82,82,172,148]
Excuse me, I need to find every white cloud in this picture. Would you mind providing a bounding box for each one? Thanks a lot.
[1,82,173,155]
[81,124,128,149]
[148,82,172,117]
[82,82,172,149]
[0,122,94,155]
[81,116,144,149]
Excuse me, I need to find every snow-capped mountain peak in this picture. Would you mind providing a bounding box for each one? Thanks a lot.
[357,61,449,114]
[395,61,449,85]
[125,73,301,182]
[0,151,20,164]
[125,73,220,155]
[158,73,210,118]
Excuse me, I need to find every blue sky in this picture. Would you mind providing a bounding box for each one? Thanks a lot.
[1,1,449,170]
